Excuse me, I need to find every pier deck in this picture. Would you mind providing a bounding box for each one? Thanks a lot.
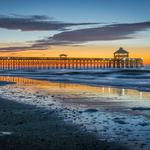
[0,56,143,70]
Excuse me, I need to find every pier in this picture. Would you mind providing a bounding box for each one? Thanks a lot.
[0,48,143,70]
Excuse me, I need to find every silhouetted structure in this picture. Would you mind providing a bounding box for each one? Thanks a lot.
[59,54,68,59]
[0,48,143,70]
[114,47,129,59]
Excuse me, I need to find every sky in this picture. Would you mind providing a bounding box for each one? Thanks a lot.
[0,0,150,64]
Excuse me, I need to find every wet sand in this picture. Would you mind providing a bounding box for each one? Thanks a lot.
[0,76,150,150]
[0,97,125,150]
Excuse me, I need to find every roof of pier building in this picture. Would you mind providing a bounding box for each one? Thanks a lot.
[114,47,129,54]
[59,54,67,56]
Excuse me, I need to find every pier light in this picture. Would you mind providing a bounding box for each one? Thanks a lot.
[122,88,125,96]
[140,92,143,100]
[102,87,105,93]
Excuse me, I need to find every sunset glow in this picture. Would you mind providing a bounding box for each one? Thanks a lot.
[0,46,149,64]
[0,0,149,64]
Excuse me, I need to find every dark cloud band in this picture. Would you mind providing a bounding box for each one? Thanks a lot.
[0,15,98,31]
[52,22,150,42]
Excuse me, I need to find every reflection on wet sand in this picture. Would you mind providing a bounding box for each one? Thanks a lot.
[0,76,150,150]
[0,76,150,101]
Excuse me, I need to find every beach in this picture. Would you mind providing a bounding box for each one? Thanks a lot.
[0,89,124,150]
[0,69,150,150]
[0,96,125,150]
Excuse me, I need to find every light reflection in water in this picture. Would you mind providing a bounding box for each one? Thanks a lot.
[140,92,143,99]
[0,76,150,101]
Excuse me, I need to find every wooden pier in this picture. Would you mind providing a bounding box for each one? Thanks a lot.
[0,48,143,70]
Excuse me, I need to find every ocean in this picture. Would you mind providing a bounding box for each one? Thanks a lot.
[1,66,150,92]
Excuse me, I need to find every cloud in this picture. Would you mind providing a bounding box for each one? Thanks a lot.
[52,21,150,42]
[0,14,98,31]
[0,21,150,52]
[32,21,150,48]
[0,45,46,52]
[0,39,76,52]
